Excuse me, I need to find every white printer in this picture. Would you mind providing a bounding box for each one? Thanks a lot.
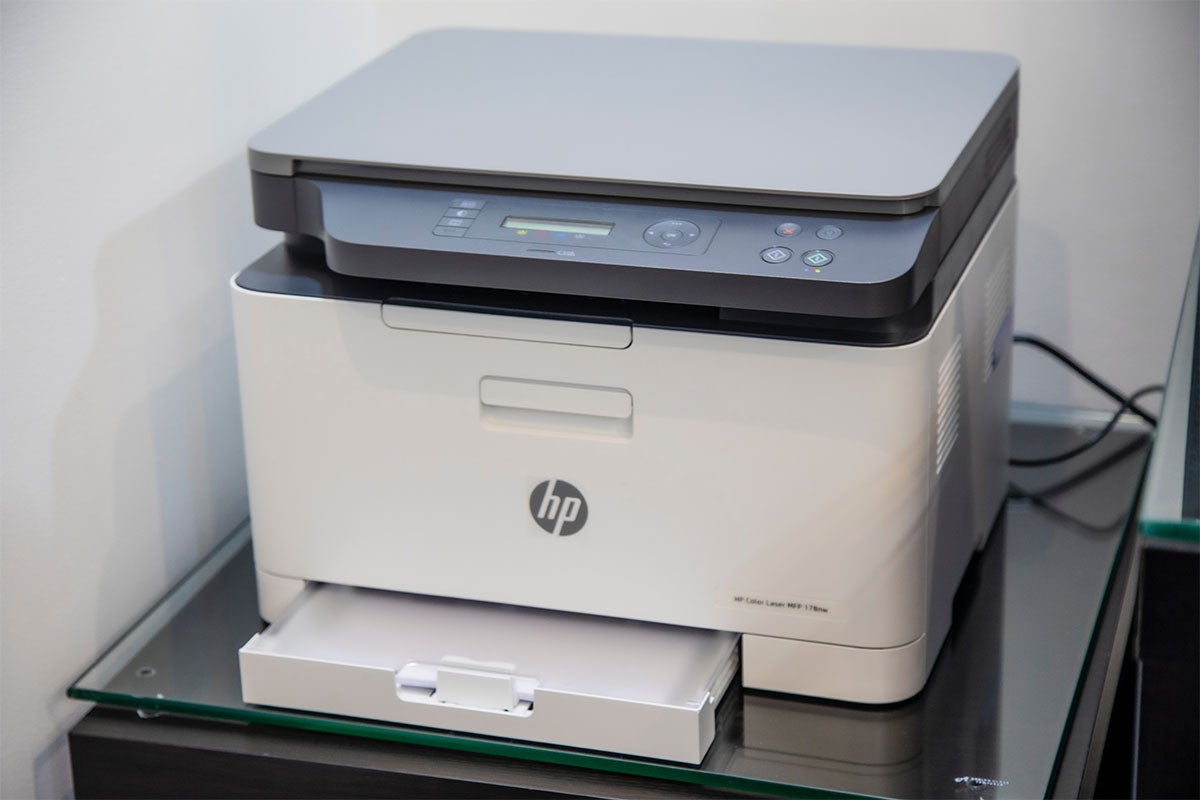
[233,30,1018,764]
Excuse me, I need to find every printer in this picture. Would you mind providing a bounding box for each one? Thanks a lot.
[233,30,1018,763]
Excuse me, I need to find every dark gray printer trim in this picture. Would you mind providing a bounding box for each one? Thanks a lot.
[249,155,1012,321]
[238,174,1013,348]
[236,242,939,347]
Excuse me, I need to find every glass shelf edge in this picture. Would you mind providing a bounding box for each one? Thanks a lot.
[67,688,877,800]
[1010,401,1154,433]
[1044,501,1137,799]
[1138,518,1200,544]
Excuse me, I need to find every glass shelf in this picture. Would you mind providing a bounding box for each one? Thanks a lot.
[1138,227,1198,546]
[70,418,1150,799]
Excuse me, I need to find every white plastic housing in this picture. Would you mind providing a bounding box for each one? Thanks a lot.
[232,192,1015,704]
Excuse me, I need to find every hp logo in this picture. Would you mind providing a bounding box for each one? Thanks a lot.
[530,479,588,536]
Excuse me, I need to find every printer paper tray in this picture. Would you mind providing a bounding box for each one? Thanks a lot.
[239,584,740,764]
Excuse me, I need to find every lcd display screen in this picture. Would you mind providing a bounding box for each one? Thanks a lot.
[502,217,614,236]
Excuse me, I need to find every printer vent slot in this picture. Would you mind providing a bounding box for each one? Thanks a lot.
[936,336,963,474]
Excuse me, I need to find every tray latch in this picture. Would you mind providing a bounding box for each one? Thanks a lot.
[396,658,537,716]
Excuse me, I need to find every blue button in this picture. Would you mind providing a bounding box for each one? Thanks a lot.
[816,225,843,240]
[802,249,834,267]
[450,199,484,209]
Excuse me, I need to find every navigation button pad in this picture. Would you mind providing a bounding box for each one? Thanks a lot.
[644,219,701,248]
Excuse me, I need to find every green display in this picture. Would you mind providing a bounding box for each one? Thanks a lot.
[502,217,613,236]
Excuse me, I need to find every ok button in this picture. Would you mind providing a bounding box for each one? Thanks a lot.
[760,246,793,264]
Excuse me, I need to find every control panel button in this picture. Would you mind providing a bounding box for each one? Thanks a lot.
[802,249,834,267]
[775,222,801,237]
[816,225,843,240]
[644,219,701,248]
[449,199,485,209]
[434,226,468,237]
[760,246,793,264]
[444,208,480,219]
[438,217,472,227]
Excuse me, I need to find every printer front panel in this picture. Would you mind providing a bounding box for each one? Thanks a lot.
[232,281,942,651]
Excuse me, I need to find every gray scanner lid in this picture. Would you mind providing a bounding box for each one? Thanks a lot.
[250,29,1018,213]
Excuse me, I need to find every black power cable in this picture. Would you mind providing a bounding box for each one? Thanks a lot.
[1009,333,1162,468]
[1009,384,1164,467]
[1007,483,1132,533]
[1012,333,1160,427]
[1007,431,1152,532]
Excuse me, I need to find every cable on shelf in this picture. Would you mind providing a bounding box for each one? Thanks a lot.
[1009,333,1163,468]
[1010,384,1164,468]
[1012,333,1160,427]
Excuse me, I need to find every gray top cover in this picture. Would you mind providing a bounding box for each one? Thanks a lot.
[250,29,1018,211]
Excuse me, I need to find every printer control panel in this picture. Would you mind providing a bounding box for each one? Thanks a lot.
[307,178,940,317]
[428,193,722,257]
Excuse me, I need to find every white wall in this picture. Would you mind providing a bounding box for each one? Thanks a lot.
[0,2,1196,798]
[0,3,393,797]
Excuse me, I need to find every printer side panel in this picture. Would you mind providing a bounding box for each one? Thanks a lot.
[924,189,1016,683]
[743,189,1016,701]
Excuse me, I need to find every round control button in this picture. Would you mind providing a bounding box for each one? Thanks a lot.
[761,246,793,264]
[802,249,835,267]
[644,219,701,248]
[775,222,801,237]
[816,225,843,240]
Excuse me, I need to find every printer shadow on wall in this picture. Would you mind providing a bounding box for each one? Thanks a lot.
[44,156,258,796]
[1011,219,1071,402]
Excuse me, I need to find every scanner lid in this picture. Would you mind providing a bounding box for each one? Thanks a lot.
[249,29,1018,214]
